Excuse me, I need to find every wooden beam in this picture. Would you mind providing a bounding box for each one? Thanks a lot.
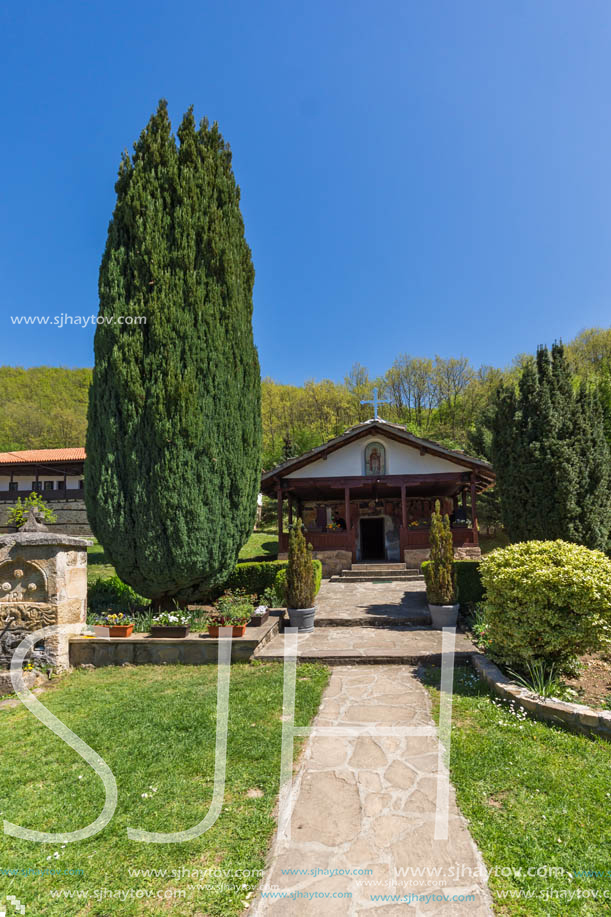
[276,484,283,537]
[344,485,351,532]
[401,483,407,528]
[280,473,468,489]
[470,474,479,546]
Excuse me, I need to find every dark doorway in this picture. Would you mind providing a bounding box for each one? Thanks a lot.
[360,518,386,560]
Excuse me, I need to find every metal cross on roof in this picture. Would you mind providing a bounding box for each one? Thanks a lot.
[360,387,390,420]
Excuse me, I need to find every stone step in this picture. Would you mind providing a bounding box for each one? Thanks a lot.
[315,612,430,627]
[351,563,407,572]
[254,625,475,666]
[333,572,424,582]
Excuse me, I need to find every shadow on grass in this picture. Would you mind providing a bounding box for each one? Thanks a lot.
[419,663,491,700]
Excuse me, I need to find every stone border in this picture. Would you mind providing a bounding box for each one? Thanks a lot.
[472,653,611,741]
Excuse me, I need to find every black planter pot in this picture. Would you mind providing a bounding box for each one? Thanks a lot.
[149,625,190,639]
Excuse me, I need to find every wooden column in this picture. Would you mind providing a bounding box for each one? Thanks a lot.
[276,484,283,538]
[344,486,351,531]
[470,474,479,546]
[461,488,467,509]
[401,483,407,528]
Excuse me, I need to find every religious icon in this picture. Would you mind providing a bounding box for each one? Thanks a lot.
[364,442,386,475]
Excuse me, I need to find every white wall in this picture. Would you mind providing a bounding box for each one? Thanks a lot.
[286,435,469,478]
[0,473,83,492]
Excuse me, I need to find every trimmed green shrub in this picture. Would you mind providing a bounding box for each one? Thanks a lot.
[225,560,287,597]
[423,501,456,605]
[88,575,150,615]
[276,559,322,606]
[286,520,316,609]
[421,560,483,605]
[479,540,611,670]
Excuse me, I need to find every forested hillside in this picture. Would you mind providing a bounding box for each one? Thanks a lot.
[1,328,609,467]
[0,366,91,451]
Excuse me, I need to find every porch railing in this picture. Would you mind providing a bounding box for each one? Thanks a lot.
[399,526,476,552]
[279,530,355,554]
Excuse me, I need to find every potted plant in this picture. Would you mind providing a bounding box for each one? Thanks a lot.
[206,591,254,637]
[93,611,135,637]
[150,611,191,638]
[286,518,317,632]
[249,604,270,627]
[423,501,458,629]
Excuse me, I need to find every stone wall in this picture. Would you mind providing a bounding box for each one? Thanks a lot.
[277,549,353,578]
[473,653,611,741]
[404,545,482,567]
[0,498,92,537]
[0,531,89,669]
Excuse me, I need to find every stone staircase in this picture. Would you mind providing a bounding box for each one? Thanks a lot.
[330,562,424,584]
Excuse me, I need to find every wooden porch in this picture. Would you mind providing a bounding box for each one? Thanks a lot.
[278,525,477,557]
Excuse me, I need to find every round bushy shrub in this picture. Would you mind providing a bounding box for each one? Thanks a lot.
[479,540,611,670]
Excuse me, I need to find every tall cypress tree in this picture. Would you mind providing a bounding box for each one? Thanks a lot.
[86,101,261,607]
[491,343,611,549]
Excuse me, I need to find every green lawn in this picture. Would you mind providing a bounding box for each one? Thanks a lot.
[87,541,116,584]
[423,666,611,915]
[0,662,329,916]
[238,528,278,560]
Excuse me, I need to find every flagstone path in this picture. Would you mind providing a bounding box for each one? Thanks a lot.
[255,581,476,665]
[253,665,492,915]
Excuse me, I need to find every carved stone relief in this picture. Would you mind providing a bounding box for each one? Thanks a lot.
[0,560,47,604]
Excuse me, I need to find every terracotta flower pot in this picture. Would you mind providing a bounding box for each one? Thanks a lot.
[207,624,247,638]
[106,623,134,638]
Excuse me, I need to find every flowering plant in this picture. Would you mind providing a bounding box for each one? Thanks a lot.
[152,611,191,626]
[209,590,254,626]
[94,611,134,626]
[327,521,341,531]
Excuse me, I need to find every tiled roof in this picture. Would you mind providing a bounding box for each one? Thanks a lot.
[0,448,86,464]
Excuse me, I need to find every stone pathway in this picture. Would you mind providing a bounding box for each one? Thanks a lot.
[256,625,475,665]
[254,665,492,915]
[256,580,476,665]
[315,580,431,627]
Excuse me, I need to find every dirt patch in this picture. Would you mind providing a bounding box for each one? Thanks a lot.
[565,651,611,710]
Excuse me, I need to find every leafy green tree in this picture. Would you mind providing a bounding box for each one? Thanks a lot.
[86,101,261,608]
[491,344,611,549]
[8,492,57,528]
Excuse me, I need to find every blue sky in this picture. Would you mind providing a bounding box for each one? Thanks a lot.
[1,0,610,383]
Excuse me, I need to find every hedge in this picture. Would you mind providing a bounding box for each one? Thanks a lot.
[88,575,150,614]
[225,560,288,596]
[421,560,483,605]
[87,558,319,609]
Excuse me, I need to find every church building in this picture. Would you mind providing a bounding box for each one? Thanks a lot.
[260,416,495,576]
